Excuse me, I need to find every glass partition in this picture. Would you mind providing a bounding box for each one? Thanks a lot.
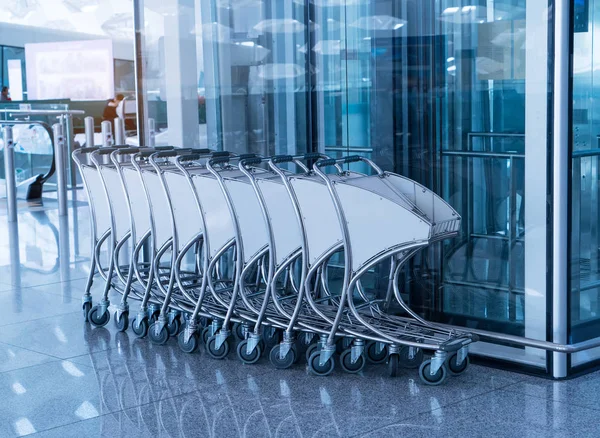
[135,0,554,369]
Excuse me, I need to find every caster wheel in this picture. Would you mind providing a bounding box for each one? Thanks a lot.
[83,302,92,321]
[201,327,211,345]
[150,311,159,324]
[206,336,230,360]
[269,344,296,369]
[148,323,170,345]
[233,323,247,342]
[115,311,129,332]
[167,317,181,336]
[366,341,388,364]
[399,346,424,369]
[178,331,199,354]
[199,317,209,328]
[88,306,110,327]
[388,354,400,377]
[262,326,282,346]
[237,339,262,364]
[447,353,470,376]
[308,351,335,377]
[418,360,448,386]
[339,349,365,374]
[336,337,352,355]
[132,317,149,338]
[305,343,319,363]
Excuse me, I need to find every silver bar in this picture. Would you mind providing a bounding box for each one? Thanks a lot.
[0,109,85,115]
[53,123,68,217]
[553,0,570,378]
[63,114,77,188]
[84,116,95,147]
[101,121,113,147]
[148,118,156,147]
[114,117,125,145]
[3,125,17,222]
[133,0,149,147]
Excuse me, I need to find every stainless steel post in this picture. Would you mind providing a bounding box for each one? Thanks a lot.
[114,117,125,145]
[3,125,17,222]
[84,116,95,147]
[63,114,77,188]
[53,123,68,217]
[101,121,113,147]
[148,118,156,147]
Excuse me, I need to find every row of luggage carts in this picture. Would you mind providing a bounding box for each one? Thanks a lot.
[73,146,477,385]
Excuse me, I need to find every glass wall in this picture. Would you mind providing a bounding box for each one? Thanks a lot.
[136,0,553,369]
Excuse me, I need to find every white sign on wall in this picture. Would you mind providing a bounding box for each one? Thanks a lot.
[7,59,23,101]
[25,39,114,101]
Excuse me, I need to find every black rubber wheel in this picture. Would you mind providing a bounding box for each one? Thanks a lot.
[115,311,129,332]
[339,349,365,374]
[419,360,448,386]
[132,317,149,338]
[262,326,282,346]
[305,343,319,363]
[336,337,352,355]
[233,323,247,342]
[269,344,296,369]
[178,331,199,354]
[201,327,211,345]
[206,336,230,360]
[199,317,209,328]
[83,302,92,321]
[388,354,400,377]
[168,317,181,336]
[447,353,470,376]
[148,323,170,345]
[399,346,424,369]
[366,341,388,364]
[237,339,262,364]
[88,306,110,327]
[308,351,335,377]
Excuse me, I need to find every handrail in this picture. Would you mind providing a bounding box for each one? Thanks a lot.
[0,109,85,116]
[0,120,56,199]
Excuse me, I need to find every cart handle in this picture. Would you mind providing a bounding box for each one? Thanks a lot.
[96,147,122,156]
[114,147,140,155]
[315,155,384,175]
[77,147,101,154]
[209,153,258,166]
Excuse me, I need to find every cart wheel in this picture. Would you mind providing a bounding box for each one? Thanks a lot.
[418,360,448,386]
[206,335,230,360]
[150,311,160,324]
[178,331,199,354]
[447,353,470,376]
[148,323,170,345]
[83,301,92,321]
[233,323,246,342]
[340,349,365,374]
[262,326,282,346]
[167,317,181,336]
[388,353,400,377]
[366,341,388,364]
[308,351,335,377]
[269,344,296,369]
[132,317,149,338]
[336,337,353,355]
[201,327,211,345]
[199,317,209,328]
[115,311,129,332]
[88,306,110,327]
[237,339,262,364]
[399,346,424,369]
[305,343,319,363]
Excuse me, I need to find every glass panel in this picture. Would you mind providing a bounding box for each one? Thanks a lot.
[136,0,309,156]
[1,46,26,101]
[571,0,600,353]
[309,0,550,364]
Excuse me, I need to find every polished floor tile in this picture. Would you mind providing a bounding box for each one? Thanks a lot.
[0,342,56,374]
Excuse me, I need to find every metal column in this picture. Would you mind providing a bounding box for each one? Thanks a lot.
[63,114,77,188]
[84,116,95,148]
[552,0,571,378]
[148,118,156,147]
[101,121,114,147]
[115,117,125,145]
[3,125,17,222]
[52,123,68,217]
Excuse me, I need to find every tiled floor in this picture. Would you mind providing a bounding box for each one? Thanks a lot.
[1,199,599,437]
